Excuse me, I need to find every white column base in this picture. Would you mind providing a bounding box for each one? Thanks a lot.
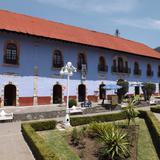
[64,113,71,128]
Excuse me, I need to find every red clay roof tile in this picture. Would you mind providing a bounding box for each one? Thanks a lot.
[0,9,159,59]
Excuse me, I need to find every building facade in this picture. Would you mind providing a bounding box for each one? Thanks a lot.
[0,10,160,106]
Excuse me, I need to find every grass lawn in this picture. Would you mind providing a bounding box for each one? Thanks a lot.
[39,130,80,160]
[38,118,159,160]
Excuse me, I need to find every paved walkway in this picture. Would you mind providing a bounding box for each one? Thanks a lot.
[0,122,34,160]
[0,104,66,114]
[154,112,160,121]
[0,102,151,115]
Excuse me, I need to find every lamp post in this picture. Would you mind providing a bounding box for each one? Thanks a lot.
[60,62,76,127]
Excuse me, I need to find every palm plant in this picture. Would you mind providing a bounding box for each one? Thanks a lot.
[123,95,139,126]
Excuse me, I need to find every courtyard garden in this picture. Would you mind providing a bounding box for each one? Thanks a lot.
[21,105,160,160]
[39,118,158,160]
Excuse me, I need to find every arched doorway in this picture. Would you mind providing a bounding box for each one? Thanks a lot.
[99,83,106,99]
[53,84,62,104]
[135,86,140,95]
[78,84,86,102]
[4,84,16,106]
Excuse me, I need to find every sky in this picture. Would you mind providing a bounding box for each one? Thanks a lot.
[0,0,160,48]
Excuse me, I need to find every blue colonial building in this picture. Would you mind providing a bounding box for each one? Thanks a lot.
[0,9,160,106]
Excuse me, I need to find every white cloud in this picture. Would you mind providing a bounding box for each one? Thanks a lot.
[114,18,160,30]
[35,0,138,14]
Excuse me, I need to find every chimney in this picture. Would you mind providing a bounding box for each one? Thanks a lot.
[115,29,120,37]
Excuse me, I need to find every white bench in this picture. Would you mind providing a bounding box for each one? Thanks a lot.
[0,110,13,121]
[121,102,128,108]
[69,106,83,114]
[149,97,160,105]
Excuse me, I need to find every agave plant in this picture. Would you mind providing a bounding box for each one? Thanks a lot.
[89,122,113,138]
[89,122,129,160]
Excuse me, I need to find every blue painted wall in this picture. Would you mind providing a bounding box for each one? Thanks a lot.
[0,31,159,98]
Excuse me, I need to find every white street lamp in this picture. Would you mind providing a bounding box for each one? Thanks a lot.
[60,62,77,127]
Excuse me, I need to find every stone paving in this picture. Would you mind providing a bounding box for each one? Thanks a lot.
[154,112,160,121]
[0,104,66,114]
[0,122,34,160]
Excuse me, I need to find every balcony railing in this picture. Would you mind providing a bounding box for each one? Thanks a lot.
[4,55,18,65]
[146,70,154,77]
[111,66,117,72]
[111,66,131,74]
[134,69,141,75]
[123,67,131,74]
[77,63,87,70]
[53,61,64,68]
[98,65,108,72]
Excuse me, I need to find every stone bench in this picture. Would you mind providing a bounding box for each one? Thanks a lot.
[69,106,83,114]
[0,110,13,121]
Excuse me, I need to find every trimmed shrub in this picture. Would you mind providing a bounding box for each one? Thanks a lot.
[69,99,77,108]
[150,106,160,113]
[30,120,57,131]
[70,111,127,126]
[139,110,160,157]
[21,120,60,160]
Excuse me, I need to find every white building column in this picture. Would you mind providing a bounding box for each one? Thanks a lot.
[33,65,38,105]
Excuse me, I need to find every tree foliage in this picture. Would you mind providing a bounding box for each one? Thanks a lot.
[141,83,156,101]
[117,79,129,103]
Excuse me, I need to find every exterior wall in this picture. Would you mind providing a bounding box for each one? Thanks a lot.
[0,31,159,106]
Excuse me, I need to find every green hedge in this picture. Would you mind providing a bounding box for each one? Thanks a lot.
[150,106,160,113]
[21,120,60,160]
[70,111,127,126]
[139,110,160,157]
[30,120,57,131]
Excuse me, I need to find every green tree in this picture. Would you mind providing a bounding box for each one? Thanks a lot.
[117,79,129,103]
[141,83,156,101]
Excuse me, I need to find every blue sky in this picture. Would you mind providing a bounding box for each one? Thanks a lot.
[0,0,160,48]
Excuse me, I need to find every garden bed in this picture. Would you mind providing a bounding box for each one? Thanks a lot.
[38,118,158,160]
[66,125,139,160]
